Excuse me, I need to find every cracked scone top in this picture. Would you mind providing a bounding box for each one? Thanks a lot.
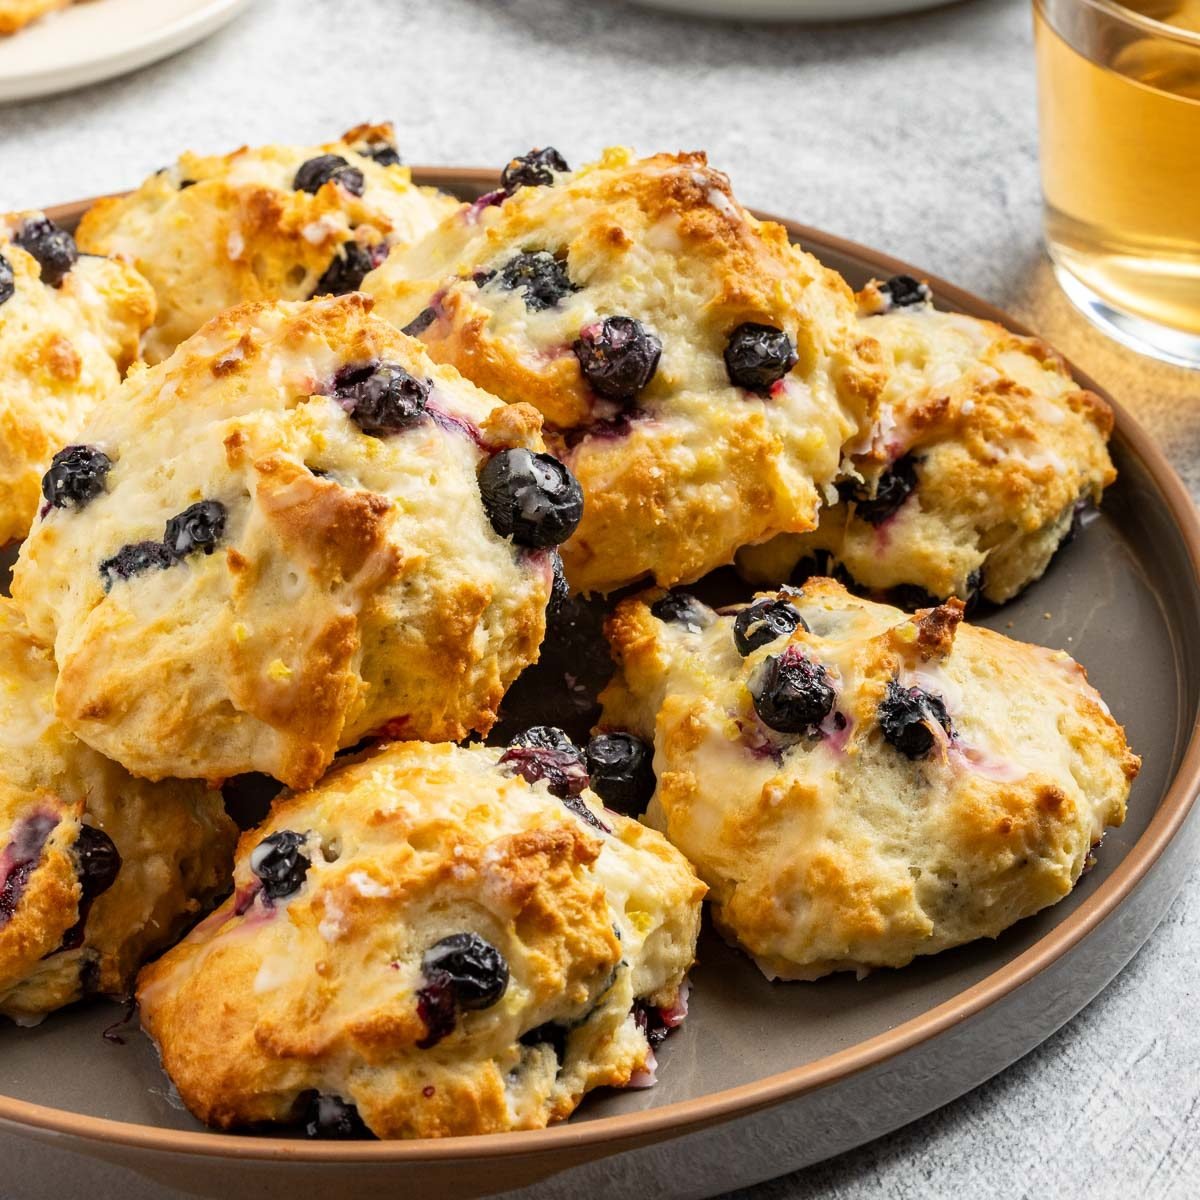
[13,294,568,789]
[738,279,1116,606]
[76,124,458,363]
[0,0,69,35]
[0,211,155,545]
[0,598,235,1021]
[363,146,882,594]
[137,740,705,1139]
[599,578,1138,980]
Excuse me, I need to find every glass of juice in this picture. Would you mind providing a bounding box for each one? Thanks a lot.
[1034,0,1200,367]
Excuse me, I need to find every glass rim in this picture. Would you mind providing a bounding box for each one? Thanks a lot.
[1036,0,1200,47]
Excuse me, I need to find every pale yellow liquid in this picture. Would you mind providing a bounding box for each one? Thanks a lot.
[1035,1,1200,334]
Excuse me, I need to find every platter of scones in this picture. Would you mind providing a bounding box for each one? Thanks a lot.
[0,127,1196,1199]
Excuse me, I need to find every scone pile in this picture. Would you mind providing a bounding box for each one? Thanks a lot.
[0,130,1138,1141]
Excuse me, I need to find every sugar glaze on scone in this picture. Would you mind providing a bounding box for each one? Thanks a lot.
[0,598,235,1022]
[738,279,1115,606]
[137,740,705,1139]
[364,146,882,594]
[77,124,457,363]
[14,294,567,789]
[0,0,69,35]
[0,211,155,545]
[600,578,1138,980]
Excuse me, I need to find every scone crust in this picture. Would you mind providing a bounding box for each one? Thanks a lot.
[0,212,155,545]
[365,147,883,593]
[0,0,69,35]
[600,577,1138,980]
[77,124,458,363]
[0,598,235,1020]
[14,294,556,789]
[739,296,1116,604]
[137,740,705,1138]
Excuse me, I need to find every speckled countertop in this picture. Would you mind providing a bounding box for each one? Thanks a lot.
[1,1,1197,1196]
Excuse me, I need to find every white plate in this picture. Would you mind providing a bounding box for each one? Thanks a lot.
[634,0,957,18]
[0,0,254,103]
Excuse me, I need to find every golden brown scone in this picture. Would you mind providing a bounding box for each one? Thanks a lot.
[0,0,69,35]
[0,598,235,1022]
[364,146,882,594]
[77,124,458,363]
[738,279,1115,606]
[0,211,155,546]
[13,294,568,789]
[600,578,1138,981]
[137,739,705,1139]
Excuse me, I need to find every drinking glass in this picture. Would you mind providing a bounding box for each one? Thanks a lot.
[1033,0,1200,367]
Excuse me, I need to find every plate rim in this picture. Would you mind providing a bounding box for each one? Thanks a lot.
[7,168,1199,1163]
[0,0,255,104]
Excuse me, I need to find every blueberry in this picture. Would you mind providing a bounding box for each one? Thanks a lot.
[311,241,385,297]
[889,584,944,612]
[293,154,365,197]
[330,361,429,436]
[500,727,588,799]
[585,733,655,815]
[501,147,570,195]
[41,445,112,511]
[354,135,401,168]
[0,812,58,926]
[841,454,919,526]
[573,316,662,403]
[879,274,931,309]
[417,932,509,1047]
[548,552,569,616]
[479,448,583,548]
[633,1000,670,1048]
[303,1094,373,1140]
[401,306,437,337]
[493,251,577,312]
[650,591,714,629]
[14,217,77,288]
[59,825,121,952]
[877,680,952,759]
[733,598,807,656]
[520,1021,568,1064]
[749,645,836,733]
[0,253,13,307]
[164,500,227,559]
[99,540,174,591]
[724,323,797,392]
[249,829,310,900]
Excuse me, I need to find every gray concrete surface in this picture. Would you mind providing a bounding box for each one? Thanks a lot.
[0,0,1197,1196]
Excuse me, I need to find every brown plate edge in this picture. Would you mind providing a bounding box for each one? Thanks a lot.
[3,175,1197,1163]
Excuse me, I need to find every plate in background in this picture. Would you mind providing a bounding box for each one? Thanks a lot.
[0,172,1197,1199]
[632,0,959,20]
[0,0,254,103]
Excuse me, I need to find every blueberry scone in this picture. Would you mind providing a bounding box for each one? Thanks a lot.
[0,598,235,1023]
[137,739,704,1138]
[738,277,1116,607]
[14,294,573,789]
[364,146,882,594]
[600,578,1138,980]
[0,212,155,545]
[0,0,69,35]
[76,124,458,364]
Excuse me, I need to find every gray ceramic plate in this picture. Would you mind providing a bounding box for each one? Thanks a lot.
[1,170,1198,1200]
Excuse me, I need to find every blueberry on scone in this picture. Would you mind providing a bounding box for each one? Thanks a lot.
[14,294,572,789]
[363,147,883,594]
[738,280,1116,607]
[600,577,1138,980]
[0,599,235,1022]
[75,123,458,363]
[0,212,155,546]
[136,740,704,1138]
